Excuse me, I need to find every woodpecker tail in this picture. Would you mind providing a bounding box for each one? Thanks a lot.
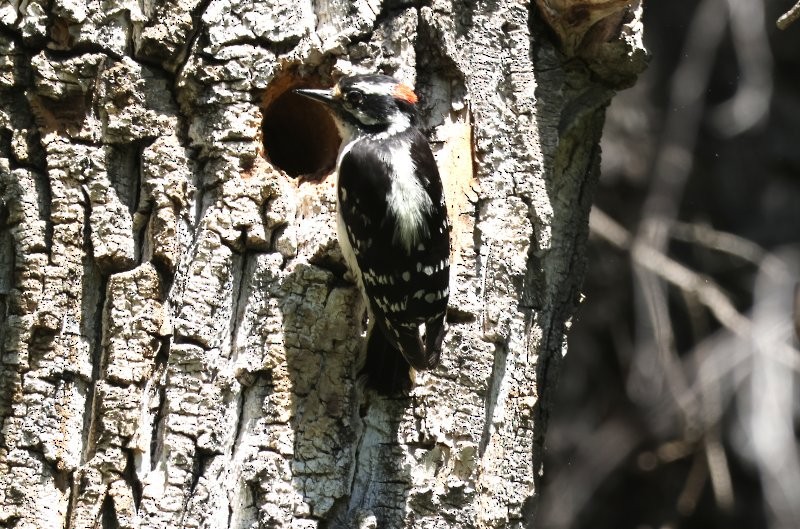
[362,326,413,395]
[361,313,447,395]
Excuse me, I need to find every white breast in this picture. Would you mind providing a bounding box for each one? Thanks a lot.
[384,146,432,254]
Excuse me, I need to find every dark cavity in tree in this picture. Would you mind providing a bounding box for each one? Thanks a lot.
[262,84,340,178]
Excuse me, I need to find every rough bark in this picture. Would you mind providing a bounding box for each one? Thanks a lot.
[0,1,645,528]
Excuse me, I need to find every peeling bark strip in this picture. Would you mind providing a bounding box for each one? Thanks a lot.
[0,1,645,528]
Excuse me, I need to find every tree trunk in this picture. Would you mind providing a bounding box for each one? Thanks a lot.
[0,1,645,528]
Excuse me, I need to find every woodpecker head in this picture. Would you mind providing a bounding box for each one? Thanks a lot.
[294,74,418,137]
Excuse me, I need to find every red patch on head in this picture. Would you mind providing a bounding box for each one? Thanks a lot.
[393,83,418,105]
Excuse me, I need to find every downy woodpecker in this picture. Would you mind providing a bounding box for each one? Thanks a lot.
[295,75,450,394]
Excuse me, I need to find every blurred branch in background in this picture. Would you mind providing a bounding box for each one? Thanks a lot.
[745,247,800,529]
[590,208,799,373]
[712,0,772,135]
[631,0,736,449]
[540,1,800,528]
[591,208,800,529]
[632,0,773,438]
[542,207,800,529]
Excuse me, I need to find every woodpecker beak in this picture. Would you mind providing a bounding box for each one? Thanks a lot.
[293,87,336,107]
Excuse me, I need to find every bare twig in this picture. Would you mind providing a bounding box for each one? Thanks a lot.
[713,0,772,134]
[594,208,749,341]
[704,431,735,511]
[676,451,708,515]
[590,208,800,372]
[745,248,800,528]
[670,221,789,279]
[671,221,765,263]
[631,0,729,430]
[777,1,800,30]
[638,0,727,233]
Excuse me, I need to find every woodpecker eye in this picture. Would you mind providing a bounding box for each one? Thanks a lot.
[345,90,363,106]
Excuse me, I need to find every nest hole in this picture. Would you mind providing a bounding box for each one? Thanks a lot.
[262,83,340,178]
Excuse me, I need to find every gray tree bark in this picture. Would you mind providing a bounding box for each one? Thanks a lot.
[0,1,645,528]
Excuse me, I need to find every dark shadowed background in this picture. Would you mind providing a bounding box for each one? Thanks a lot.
[539,1,800,528]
